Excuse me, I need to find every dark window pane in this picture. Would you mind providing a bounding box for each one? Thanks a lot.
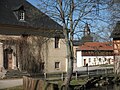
[55,37,59,48]
[55,62,60,68]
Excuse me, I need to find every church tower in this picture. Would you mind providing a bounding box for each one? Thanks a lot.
[81,23,93,43]
[84,23,90,36]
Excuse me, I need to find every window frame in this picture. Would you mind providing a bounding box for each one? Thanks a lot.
[19,10,25,21]
[54,37,60,48]
[55,62,60,69]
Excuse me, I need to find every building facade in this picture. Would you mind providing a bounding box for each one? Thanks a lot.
[76,42,114,67]
[0,0,67,73]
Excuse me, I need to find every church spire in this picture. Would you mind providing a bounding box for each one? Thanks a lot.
[81,23,93,44]
[84,23,90,36]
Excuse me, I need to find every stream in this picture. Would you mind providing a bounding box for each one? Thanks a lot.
[86,84,120,90]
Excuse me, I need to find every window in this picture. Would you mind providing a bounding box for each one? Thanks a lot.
[55,62,60,69]
[104,58,107,61]
[99,58,101,62]
[94,58,96,65]
[55,37,60,48]
[19,10,25,21]
[89,58,91,62]
[84,59,86,66]
[13,5,25,21]
[13,5,26,21]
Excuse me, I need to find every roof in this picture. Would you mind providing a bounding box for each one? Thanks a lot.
[0,0,63,37]
[111,21,120,38]
[73,35,93,46]
[73,40,82,46]
[81,35,93,43]
[76,42,113,51]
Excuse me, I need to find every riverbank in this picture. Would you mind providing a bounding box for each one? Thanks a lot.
[2,75,120,90]
[87,83,120,90]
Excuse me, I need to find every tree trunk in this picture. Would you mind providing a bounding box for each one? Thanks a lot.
[63,41,73,90]
[57,0,74,89]
[62,24,74,90]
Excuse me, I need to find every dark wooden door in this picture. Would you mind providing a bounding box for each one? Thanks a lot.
[3,47,13,70]
[84,59,86,66]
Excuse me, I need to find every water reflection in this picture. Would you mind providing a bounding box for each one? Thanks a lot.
[87,84,120,90]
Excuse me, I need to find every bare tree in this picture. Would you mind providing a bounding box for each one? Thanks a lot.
[36,0,113,89]
[107,0,120,24]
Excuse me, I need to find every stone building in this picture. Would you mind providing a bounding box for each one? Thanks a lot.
[0,0,67,74]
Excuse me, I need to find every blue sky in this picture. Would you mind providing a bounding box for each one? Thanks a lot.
[27,0,38,7]
[26,0,112,41]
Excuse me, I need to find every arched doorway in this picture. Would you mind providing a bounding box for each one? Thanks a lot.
[3,47,13,69]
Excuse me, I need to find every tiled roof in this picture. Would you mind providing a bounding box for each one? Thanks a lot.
[77,42,113,51]
[0,0,63,37]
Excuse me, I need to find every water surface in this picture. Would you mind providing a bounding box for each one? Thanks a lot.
[87,84,120,90]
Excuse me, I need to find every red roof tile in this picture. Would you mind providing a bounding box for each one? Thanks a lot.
[77,42,113,51]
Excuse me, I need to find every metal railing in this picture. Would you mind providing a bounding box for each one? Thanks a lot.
[44,68,114,81]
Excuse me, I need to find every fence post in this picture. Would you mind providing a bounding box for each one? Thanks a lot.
[75,71,78,80]
[44,73,47,79]
[61,73,64,81]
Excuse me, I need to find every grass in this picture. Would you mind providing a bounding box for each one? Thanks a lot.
[2,86,23,90]
[99,64,114,67]
[70,79,87,85]
[2,79,88,90]
[58,78,88,87]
